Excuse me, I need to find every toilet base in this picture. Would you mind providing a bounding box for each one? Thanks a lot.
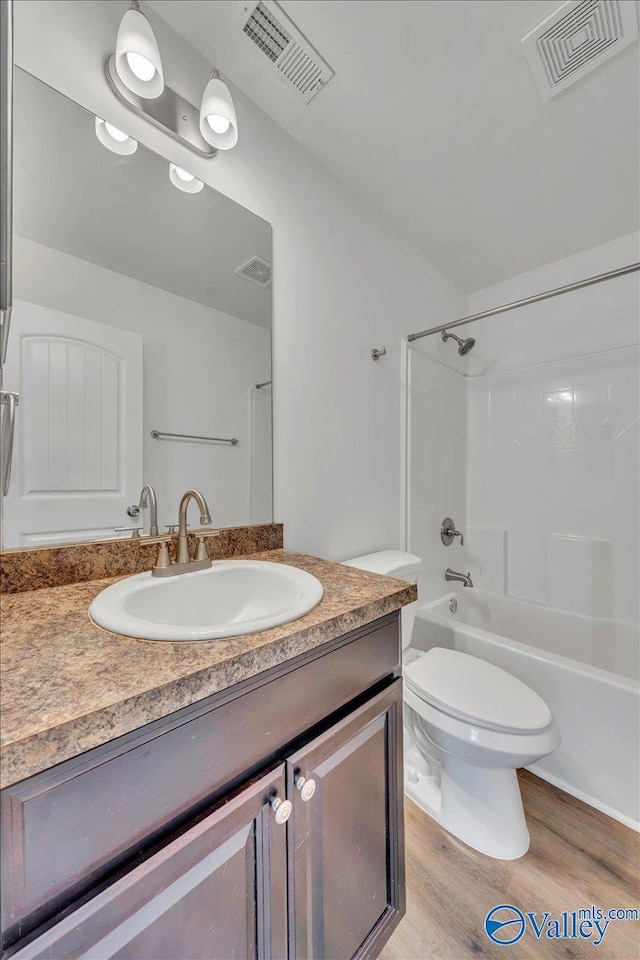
[405,754,531,860]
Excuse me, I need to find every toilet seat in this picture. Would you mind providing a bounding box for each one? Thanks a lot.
[404,648,552,734]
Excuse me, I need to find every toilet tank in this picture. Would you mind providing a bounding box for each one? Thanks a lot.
[343,550,421,650]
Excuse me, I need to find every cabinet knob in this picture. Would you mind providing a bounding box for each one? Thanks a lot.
[295,775,316,802]
[271,796,292,825]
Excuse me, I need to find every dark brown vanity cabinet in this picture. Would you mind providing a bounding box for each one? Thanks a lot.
[1,615,404,960]
[9,767,289,960]
[288,685,404,960]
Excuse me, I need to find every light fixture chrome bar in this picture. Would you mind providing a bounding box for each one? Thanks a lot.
[407,262,640,342]
[255,380,272,389]
[105,56,217,158]
[0,0,13,367]
[151,430,239,445]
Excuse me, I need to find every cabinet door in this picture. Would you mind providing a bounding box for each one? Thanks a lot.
[287,680,404,960]
[11,767,288,960]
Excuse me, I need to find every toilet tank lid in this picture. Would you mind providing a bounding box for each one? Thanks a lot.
[343,550,422,580]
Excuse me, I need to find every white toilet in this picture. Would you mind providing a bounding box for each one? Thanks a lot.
[343,550,560,860]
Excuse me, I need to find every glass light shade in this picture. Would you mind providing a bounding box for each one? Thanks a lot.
[125,51,156,83]
[199,75,238,150]
[115,7,164,98]
[206,114,230,135]
[95,117,138,155]
[169,163,204,193]
[104,122,129,142]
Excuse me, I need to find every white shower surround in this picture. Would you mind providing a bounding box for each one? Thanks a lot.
[405,234,640,827]
[466,344,639,623]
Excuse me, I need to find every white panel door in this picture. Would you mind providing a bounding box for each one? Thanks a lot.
[2,300,143,546]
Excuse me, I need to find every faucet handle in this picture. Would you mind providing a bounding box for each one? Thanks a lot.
[140,536,173,573]
[114,526,144,538]
[165,522,189,534]
[154,540,172,571]
[193,530,220,561]
[441,517,464,546]
[194,535,208,562]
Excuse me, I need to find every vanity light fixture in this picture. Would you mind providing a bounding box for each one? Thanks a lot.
[115,0,164,99]
[169,163,204,193]
[105,6,238,158]
[94,116,138,155]
[199,71,238,150]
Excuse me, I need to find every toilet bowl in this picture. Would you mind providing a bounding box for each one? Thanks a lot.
[343,550,560,860]
[404,647,559,859]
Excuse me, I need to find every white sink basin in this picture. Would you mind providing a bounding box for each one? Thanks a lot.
[90,560,324,641]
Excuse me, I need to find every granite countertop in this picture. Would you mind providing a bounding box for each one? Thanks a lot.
[0,550,416,789]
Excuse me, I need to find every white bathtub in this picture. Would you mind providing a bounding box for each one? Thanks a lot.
[409,590,640,829]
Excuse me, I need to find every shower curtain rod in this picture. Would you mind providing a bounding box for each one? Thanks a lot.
[407,262,640,343]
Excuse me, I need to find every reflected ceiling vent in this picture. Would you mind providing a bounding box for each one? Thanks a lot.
[231,0,334,104]
[521,0,638,101]
[235,256,272,287]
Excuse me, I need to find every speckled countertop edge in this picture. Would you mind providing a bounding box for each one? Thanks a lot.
[0,550,416,788]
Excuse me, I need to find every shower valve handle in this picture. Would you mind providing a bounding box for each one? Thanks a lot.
[441,518,464,546]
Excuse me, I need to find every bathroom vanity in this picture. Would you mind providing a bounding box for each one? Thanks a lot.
[0,548,415,960]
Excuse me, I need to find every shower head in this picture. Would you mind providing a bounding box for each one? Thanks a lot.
[442,330,476,356]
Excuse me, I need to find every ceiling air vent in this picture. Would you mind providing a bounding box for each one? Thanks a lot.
[235,256,272,288]
[521,0,638,101]
[231,0,334,104]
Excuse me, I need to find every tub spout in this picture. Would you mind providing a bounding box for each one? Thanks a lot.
[445,568,473,588]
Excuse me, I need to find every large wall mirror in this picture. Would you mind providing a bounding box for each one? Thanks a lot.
[2,68,272,549]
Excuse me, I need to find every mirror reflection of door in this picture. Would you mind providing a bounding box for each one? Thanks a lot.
[7,67,273,549]
[2,302,143,546]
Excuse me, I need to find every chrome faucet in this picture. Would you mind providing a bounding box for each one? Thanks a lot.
[445,568,473,588]
[177,489,212,564]
[138,484,159,536]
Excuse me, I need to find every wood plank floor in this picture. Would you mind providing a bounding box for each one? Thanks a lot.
[380,772,639,960]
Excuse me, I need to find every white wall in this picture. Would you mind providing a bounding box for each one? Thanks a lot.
[466,234,640,623]
[13,0,466,559]
[13,236,272,531]
[407,349,467,602]
[467,233,640,317]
